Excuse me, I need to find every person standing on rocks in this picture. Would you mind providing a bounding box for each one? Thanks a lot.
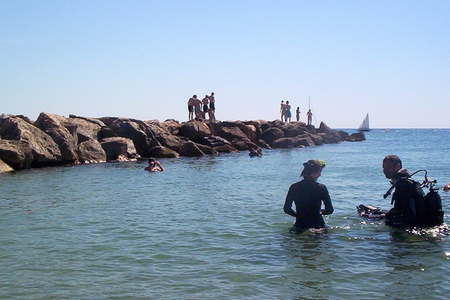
[202,95,209,120]
[296,107,300,122]
[188,96,195,121]
[193,95,202,120]
[209,92,216,121]
[307,109,313,126]
[284,160,333,232]
[285,101,292,123]
[280,100,286,121]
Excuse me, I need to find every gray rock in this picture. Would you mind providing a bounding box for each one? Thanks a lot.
[179,121,211,140]
[107,119,160,156]
[197,135,232,148]
[35,112,79,163]
[148,146,180,158]
[77,139,106,163]
[345,132,366,142]
[213,144,238,153]
[216,126,250,143]
[261,127,284,145]
[272,137,312,148]
[0,158,14,173]
[178,141,205,157]
[0,116,62,167]
[318,122,332,133]
[196,143,218,155]
[0,140,33,169]
[64,116,104,141]
[100,137,139,161]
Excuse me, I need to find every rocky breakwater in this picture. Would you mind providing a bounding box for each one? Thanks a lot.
[0,113,365,172]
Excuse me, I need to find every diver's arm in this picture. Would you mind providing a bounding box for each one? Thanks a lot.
[283,186,297,217]
[320,186,334,215]
[156,161,164,171]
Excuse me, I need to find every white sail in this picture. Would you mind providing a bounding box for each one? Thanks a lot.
[358,113,370,131]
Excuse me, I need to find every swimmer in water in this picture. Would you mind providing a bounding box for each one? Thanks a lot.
[443,183,450,191]
[249,146,262,157]
[145,158,164,172]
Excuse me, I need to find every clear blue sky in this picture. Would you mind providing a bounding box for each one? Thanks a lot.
[1,1,449,128]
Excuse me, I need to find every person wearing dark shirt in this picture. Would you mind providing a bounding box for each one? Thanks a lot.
[284,160,334,231]
[382,155,424,226]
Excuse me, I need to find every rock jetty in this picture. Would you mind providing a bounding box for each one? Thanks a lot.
[0,113,365,172]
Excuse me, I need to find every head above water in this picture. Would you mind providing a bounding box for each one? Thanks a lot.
[193,95,197,98]
[148,158,156,164]
[383,155,402,179]
[301,160,326,180]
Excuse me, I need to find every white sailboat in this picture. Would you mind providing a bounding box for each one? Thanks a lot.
[358,113,370,131]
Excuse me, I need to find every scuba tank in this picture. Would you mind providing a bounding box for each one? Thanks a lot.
[383,169,444,227]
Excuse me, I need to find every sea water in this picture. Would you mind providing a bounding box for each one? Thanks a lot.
[1,129,449,299]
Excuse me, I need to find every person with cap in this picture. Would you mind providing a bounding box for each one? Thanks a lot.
[283,160,334,231]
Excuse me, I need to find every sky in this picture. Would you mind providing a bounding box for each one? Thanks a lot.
[1,1,449,128]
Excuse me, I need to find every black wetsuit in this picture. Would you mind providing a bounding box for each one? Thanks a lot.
[284,179,334,229]
[386,169,424,226]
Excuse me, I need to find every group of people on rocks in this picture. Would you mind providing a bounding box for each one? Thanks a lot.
[187,92,216,121]
[280,100,313,125]
[284,155,445,232]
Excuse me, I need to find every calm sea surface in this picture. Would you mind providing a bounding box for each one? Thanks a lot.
[1,129,449,299]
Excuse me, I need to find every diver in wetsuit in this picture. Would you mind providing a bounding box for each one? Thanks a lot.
[382,155,424,227]
[283,160,334,231]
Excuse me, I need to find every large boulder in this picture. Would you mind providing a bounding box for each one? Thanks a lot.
[0,140,33,169]
[178,141,205,157]
[337,130,350,140]
[232,140,259,151]
[179,121,211,141]
[100,137,139,161]
[319,132,342,144]
[242,121,262,139]
[107,119,160,156]
[256,139,272,149]
[77,139,106,163]
[283,124,307,137]
[306,133,324,145]
[261,127,284,145]
[97,127,117,140]
[318,122,332,133]
[213,121,258,141]
[35,113,79,163]
[0,116,62,167]
[160,119,181,135]
[145,121,186,152]
[272,136,314,148]
[197,135,232,148]
[0,158,14,173]
[68,114,105,127]
[65,116,105,141]
[305,125,317,133]
[196,143,218,155]
[148,146,180,158]
[345,132,366,142]
[216,126,250,143]
[213,144,238,153]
